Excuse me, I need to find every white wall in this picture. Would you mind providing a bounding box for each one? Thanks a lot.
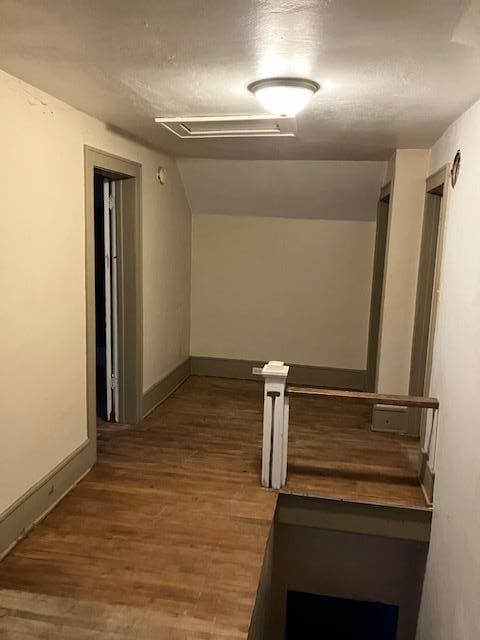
[191,214,375,369]
[417,100,480,639]
[377,149,430,394]
[0,69,191,514]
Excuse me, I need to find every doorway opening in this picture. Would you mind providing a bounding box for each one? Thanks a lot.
[408,166,448,436]
[94,173,119,422]
[286,591,398,640]
[85,147,143,449]
[365,184,390,392]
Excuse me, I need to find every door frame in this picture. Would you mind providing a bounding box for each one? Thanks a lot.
[365,182,391,392]
[408,164,450,435]
[84,146,143,445]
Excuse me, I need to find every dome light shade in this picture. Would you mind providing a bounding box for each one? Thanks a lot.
[248,78,320,117]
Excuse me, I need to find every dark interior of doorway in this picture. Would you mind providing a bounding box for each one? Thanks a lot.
[94,171,107,421]
[286,590,398,639]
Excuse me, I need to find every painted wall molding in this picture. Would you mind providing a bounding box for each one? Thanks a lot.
[142,358,191,417]
[190,356,365,390]
[0,440,95,560]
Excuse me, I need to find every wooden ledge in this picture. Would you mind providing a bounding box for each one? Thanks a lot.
[286,386,439,410]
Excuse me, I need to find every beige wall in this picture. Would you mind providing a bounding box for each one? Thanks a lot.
[416,99,480,640]
[142,163,191,392]
[377,149,430,394]
[0,69,191,514]
[191,214,375,370]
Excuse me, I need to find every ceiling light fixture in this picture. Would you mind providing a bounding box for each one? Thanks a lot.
[248,77,320,117]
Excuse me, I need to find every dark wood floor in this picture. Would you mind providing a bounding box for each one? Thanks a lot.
[0,376,425,638]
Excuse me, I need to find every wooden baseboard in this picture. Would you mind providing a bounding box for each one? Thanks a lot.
[190,356,365,390]
[142,358,191,417]
[418,449,435,506]
[0,440,95,559]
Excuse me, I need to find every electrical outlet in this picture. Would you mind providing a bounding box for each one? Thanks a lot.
[252,367,263,376]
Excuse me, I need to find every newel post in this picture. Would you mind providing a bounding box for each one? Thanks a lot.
[261,361,289,489]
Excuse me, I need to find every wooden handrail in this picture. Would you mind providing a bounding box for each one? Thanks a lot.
[286,386,439,410]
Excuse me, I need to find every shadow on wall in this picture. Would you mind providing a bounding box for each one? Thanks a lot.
[269,523,428,640]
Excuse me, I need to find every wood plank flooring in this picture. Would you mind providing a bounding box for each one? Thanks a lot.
[285,394,426,507]
[0,377,276,639]
[0,376,425,638]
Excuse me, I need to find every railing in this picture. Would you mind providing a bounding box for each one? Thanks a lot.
[261,361,439,490]
[286,387,439,409]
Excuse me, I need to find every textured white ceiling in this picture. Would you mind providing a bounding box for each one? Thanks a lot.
[178,159,386,220]
[1,0,480,159]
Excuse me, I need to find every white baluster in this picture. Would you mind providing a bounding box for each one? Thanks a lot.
[261,391,273,488]
[281,394,290,486]
[261,361,289,489]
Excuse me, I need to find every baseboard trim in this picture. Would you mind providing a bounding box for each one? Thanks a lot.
[190,356,365,390]
[0,440,95,560]
[142,357,191,418]
[372,404,409,434]
[418,449,435,506]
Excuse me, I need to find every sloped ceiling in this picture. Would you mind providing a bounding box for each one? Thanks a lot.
[178,159,386,220]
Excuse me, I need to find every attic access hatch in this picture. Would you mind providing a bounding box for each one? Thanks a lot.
[154,115,296,139]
